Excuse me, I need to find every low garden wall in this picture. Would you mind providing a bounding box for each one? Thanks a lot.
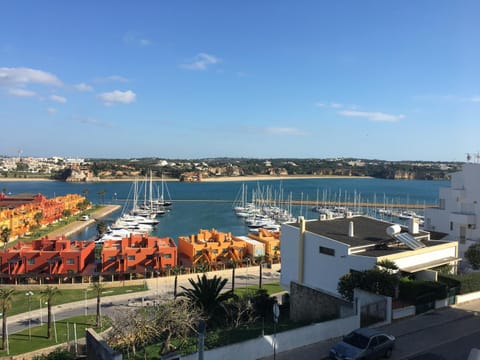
[182,312,360,360]
[456,290,480,304]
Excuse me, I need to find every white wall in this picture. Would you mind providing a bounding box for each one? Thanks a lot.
[280,224,300,291]
[182,313,360,360]
[281,221,377,296]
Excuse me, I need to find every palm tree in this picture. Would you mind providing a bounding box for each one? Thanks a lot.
[96,220,108,236]
[229,259,238,292]
[170,265,183,298]
[33,211,43,228]
[0,227,11,250]
[97,189,106,205]
[82,188,89,199]
[256,255,264,289]
[0,288,15,350]
[90,282,105,327]
[40,286,60,339]
[178,274,234,325]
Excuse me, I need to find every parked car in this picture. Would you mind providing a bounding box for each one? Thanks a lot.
[329,328,395,360]
[80,215,90,221]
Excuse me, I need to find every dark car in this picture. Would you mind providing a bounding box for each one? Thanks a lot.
[329,328,395,360]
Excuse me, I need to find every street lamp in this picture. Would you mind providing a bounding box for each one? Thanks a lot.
[84,288,88,316]
[25,291,34,340]
[273,299,280,360]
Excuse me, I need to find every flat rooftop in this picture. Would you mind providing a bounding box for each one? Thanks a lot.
[289,216,449,251]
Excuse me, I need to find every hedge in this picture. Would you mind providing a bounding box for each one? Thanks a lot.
[399,278,448,303]
[439,273,480,294]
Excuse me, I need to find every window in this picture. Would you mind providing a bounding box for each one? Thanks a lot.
[66,259,74,265]
[127,255,135,261]
[164,254,172,259]
[146,254,153,260]
[319,246,335,256]
[108,256,116,261]
[27,259,35,265]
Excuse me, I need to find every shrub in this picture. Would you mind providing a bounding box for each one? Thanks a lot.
[465,243,480,270]
[399,278,448,303]
[440,273,480,294]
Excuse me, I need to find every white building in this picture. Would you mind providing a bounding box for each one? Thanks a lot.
[424,163,480,243]
[280,215,459,297]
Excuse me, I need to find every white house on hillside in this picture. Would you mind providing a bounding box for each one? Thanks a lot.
[280,215,459,298]
[424,162,480,243]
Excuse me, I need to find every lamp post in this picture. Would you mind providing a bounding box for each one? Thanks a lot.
[39,298,43,325]
[25,291,34,340]
[84,288,88,316]
[273,299,280,360]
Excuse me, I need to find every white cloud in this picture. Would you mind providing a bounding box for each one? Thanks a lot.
[50,94,67,103]
[94,75,129,83]
[315,101,344,109]
[123,31,152,47]
[97,90,136,105]
[264,127,306,136]
[338,110,404,122]
[181,53,220,71]
[47,107,57,114]
[470,96,480,103]
[0,67,62,87]
[9,88,36,97]
[73,115,113,128]
[74,83,93,92]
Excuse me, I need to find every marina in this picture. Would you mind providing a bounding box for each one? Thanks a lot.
[0,177,447,241]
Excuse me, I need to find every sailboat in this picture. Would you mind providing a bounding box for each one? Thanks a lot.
[154,173,172,208]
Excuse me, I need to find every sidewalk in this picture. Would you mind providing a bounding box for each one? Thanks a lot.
[260,300,480,360]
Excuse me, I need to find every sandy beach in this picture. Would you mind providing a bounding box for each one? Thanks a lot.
[201,175,371,182]
[0,175,370,184]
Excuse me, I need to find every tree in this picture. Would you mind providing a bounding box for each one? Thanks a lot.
[178,274,234,325]
[170,265,183,298]
[96,220,108,236]
[338,268,398,302]
[90,282,105,327]
[255,255,264,289]
[34,212,44,227]
[0,288,15,350]
[97,189,106,205]
[107,298,201,357]
[465,243,480,270]
[229,259,238,292]
[62,209,71,218]
[0,227,11,249]
[41,286,60,339]
[82,189,89,199]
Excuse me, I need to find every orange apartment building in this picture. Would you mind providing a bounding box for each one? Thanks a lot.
[0,193,86,241]
[0,236,95,283]
[178,228,248,267]
[244,228,281,262]
[100,233,177,279]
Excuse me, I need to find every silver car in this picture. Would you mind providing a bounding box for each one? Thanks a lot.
[329,328,395,360]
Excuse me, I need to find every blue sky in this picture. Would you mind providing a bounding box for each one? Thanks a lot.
[1,1,479,161]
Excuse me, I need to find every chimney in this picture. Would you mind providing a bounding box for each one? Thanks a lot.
[348,221,354,237]
[408,217,419,234]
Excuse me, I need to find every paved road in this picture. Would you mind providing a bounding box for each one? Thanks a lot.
[6,265,282,334]
[260,300,480,360]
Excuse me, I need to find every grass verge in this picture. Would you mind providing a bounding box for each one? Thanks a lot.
[0,315,110,357]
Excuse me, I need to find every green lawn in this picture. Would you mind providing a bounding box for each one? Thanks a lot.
[0,315,110,357]
[4,285,147,317]
[234,283,284,297]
